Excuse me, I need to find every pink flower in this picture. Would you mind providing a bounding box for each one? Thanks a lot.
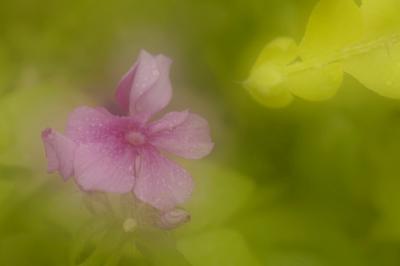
[41,50,213,211]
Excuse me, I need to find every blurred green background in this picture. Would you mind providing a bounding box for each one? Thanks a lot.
[2,0,400,265]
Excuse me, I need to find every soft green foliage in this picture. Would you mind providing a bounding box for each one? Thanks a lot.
[246,38,296,107]
[2,0,400,265]
[178,229,260,266]
[246,0,400,107]
[178,163,254,234]
[0,85,91,167]
[175,163,259,265]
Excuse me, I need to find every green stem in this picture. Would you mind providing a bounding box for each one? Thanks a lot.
[285,34,400,74]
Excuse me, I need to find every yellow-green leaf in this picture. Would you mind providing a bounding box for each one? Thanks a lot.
[344,44,400,98]
[253,37,298,67]
[246,38,297,108]
[287,63,343,101]
[362,0,400,39]
[300,0,363,59]
[245,0,400,107]
[246,62,293,108]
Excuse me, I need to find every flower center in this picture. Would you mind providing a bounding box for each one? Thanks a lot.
[125,131,146,146]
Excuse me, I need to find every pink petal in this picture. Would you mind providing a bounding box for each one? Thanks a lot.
[148,111,214,159]
[115,50,172,121]
[65,106,115,144]
[74,143,136,193]
[115,63,138,112]
[41,128,77,180]
[65,106,138,193]
[148,110,190,133]
[134,147,193,210]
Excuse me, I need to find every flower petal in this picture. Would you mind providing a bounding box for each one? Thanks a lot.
[134,147,193,210]
[74,143,135,193]
[115,50,172,120]
[148,111,214,159]
[65,106,115,144]
[41,128,77,180]
[148,110,189,133]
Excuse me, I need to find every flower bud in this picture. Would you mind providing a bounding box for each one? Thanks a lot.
[157,209,190,230]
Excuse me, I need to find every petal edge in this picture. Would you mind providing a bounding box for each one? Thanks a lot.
[41,128,77,180]
[134,147,193,210]
[149,111,214,159]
